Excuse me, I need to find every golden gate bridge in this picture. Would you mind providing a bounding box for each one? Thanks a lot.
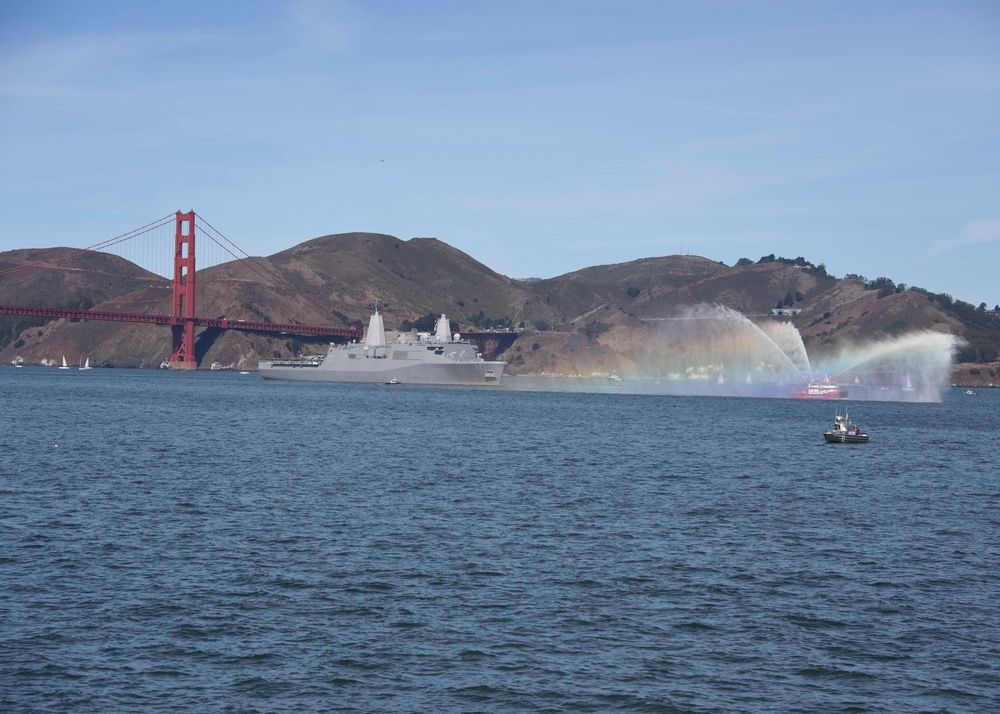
[0,211,515,368]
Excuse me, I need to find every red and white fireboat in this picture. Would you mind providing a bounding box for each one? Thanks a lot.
[792,378,842,400]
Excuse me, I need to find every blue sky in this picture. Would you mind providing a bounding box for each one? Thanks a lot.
[2,1,998,306]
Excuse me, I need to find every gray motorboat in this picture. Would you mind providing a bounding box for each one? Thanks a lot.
[823,410,869,443]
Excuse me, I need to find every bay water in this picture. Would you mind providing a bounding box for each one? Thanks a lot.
[2,368,998,713]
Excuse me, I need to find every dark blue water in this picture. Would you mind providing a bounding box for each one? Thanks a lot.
[2,368,998,713]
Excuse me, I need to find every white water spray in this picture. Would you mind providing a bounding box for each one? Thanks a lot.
[642,304,809,385]
[631,305,960,401]
[812,331,961,402]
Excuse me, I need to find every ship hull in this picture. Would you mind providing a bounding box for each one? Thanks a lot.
[823,432,869,443]
[259,360,504,386]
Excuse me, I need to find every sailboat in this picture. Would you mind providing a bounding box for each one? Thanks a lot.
[59,355,70,370]
[79,357,92,371]
[902,374,915,392]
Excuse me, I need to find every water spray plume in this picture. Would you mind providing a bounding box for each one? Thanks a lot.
[628,305,959,401]
[812,331,962,402]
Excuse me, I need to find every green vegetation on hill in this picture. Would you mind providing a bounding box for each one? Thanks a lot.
[400,311,511,333]
[0,296,99,351]
[741,253,831,279]
[887,287,1000,362]
[0,316,46,350]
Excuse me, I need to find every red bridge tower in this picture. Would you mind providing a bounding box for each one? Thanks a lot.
[170,210,197,369]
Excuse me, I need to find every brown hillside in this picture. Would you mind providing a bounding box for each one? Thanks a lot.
[527,256,727,326]
[0,248,165,307]
[252,232,529,327]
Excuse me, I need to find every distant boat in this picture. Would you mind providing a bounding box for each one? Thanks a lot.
[902,374,915,392]
[79,357,91,371]
[58,355,70,370]
[965,389,977,396]
[239,371,250,375]
[385,378,401,385]
[823,409,869,444]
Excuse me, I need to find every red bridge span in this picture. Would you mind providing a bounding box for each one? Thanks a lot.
[1,211,516,368]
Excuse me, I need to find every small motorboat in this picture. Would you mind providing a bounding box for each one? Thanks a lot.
[384,378,401,385]
[965,389,977,396]
[823,410,869,444]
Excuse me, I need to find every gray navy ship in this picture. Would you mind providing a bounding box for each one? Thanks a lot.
[258,310,506,386]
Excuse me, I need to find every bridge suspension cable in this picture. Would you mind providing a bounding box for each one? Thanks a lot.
[1,209,344,328]
[0,213,176,279]
[195,215,341,323]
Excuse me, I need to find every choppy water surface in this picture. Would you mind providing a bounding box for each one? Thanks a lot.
[2,368,998,713]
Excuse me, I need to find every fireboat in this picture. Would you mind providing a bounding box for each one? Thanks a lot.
[793,378,842,400]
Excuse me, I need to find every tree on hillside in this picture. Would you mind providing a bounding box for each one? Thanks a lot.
[401,313,441,332]
[957,331,1000,363]
[866,277,894,289]
[581,322,611,340]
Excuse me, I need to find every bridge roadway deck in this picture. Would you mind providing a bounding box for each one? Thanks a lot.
[0,304,362,339]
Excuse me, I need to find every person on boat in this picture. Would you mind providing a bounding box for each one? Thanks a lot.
[855,426,860,435]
